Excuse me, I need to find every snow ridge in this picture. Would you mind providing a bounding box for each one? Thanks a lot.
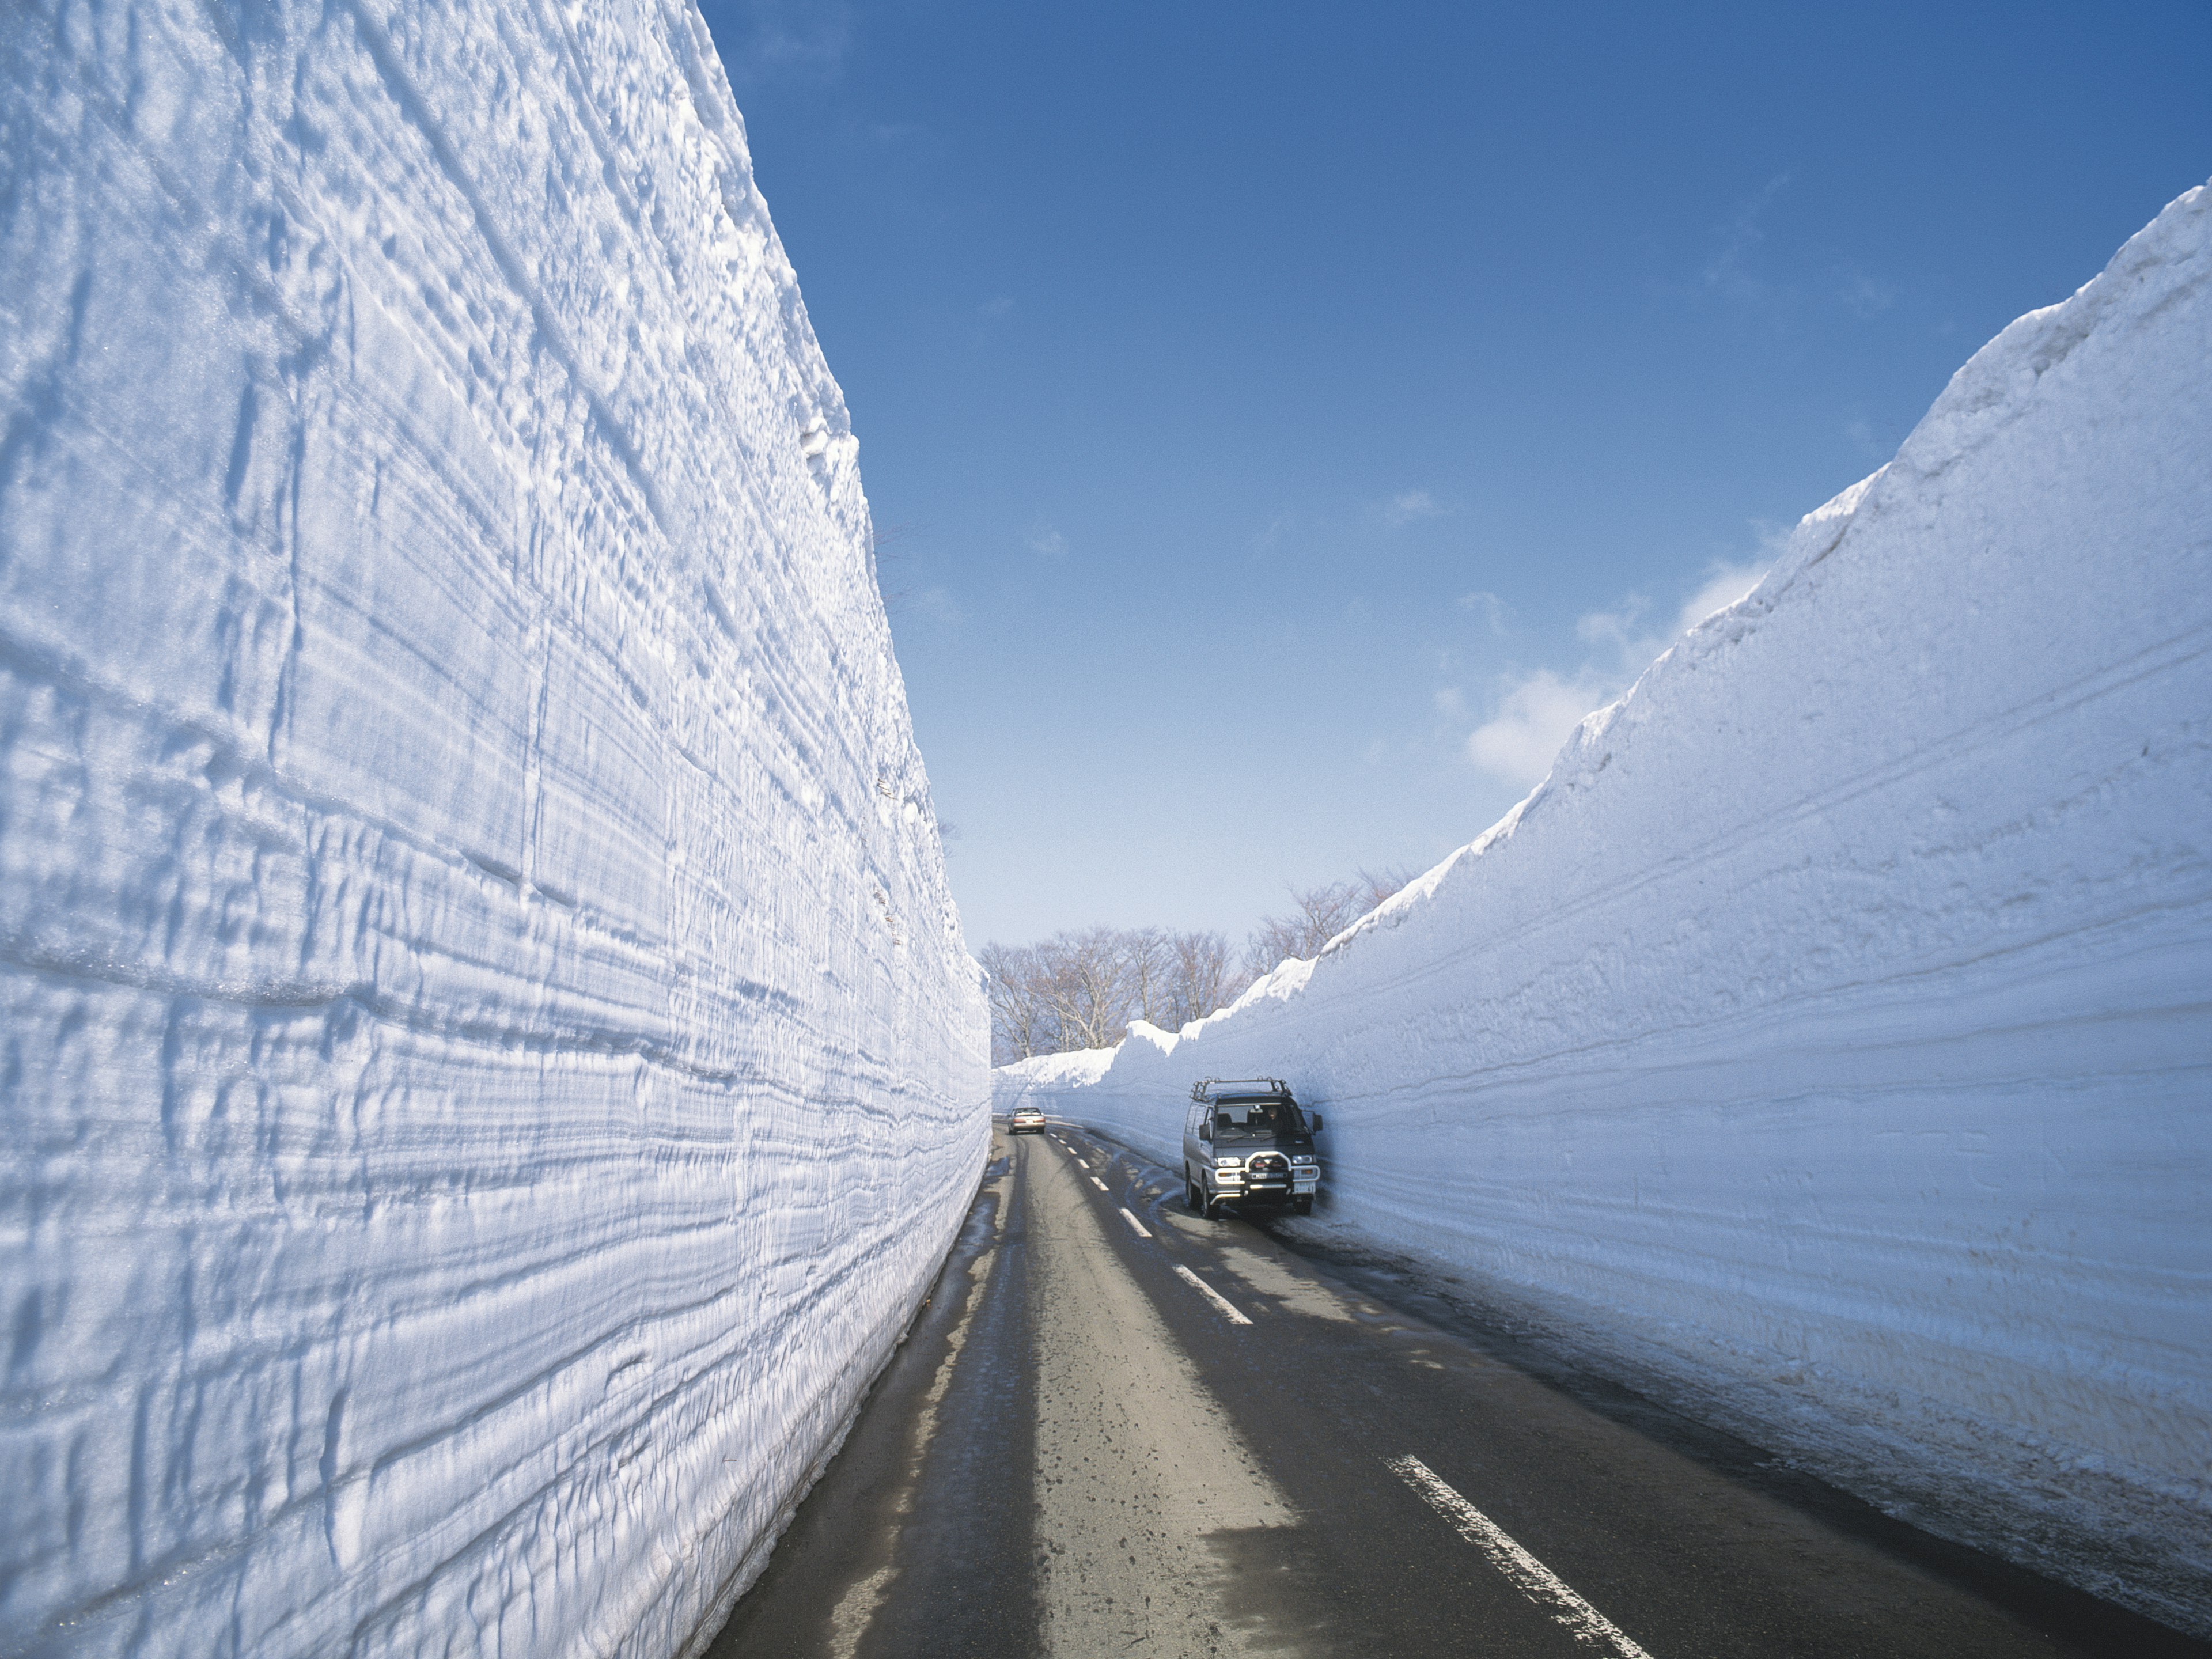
[1000,182,2212,1634]
[0,4,986,1657]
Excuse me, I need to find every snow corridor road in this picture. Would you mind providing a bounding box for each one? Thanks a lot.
[706,1128,2207,1658]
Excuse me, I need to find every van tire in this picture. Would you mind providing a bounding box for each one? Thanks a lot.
[1293,1196,1313,1215]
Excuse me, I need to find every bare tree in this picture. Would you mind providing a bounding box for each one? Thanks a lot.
[1354,864,1420,911]
[981,884,1407,1066]
[979,942,1055,1063]
[1168,930,1245,1029]
[1245,866,1420,978]
[1123,927,1175,1029]
[1047,926,1134,1052]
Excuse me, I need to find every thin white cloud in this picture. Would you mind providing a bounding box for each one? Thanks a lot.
[1457,589,1508,634]
[1463,556,1774,789]
[1838,269,1899,318]
[1575,593,1650,651]
[1382,488,1446,527]
[1251,510,1294,555]
[979,296,1014,318]
[912,585,963,624]
[1673,558,1768,634]
[713,0,855,84]
[1028,522,1067,556]
[1467,668,1617,787]
[1844,416,1895,463]
[1703,173,1791,304]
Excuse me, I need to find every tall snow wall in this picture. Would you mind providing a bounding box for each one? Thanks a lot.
[999,184,2212,1633]
[0,5,988,1657]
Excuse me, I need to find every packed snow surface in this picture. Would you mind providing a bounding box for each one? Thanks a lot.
[1002,184,2212,1633]
[0,3,987,1656]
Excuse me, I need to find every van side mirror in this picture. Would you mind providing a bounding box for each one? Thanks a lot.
[1309,1112,1324,1133]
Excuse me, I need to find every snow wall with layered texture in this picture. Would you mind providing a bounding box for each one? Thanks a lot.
[0,4,987,1656]
[999,184,2212,1633]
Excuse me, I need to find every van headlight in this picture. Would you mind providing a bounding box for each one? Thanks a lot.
[1290,1154,1315,1165]
[1214,1156,1243,1171]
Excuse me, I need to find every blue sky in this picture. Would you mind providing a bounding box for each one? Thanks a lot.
[696,0,2212,949]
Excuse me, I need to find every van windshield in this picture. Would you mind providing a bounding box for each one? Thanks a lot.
[1211,1099,1304,1143]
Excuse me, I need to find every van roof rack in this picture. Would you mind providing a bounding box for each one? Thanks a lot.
[1190,1077,1290,1102]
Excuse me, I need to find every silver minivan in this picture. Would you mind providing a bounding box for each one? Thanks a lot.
[1182,1078,1323,1219]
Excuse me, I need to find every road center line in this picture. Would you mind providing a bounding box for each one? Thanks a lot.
[1090,1176,1108,1191]
[1387,1455,1656,1658]
[1118,1207,1152,1238]
[1173,1264,1252,1325]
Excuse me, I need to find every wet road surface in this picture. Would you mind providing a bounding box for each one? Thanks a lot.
[706,1126,2208,1658]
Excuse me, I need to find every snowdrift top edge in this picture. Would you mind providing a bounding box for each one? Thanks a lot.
[997,172,2212,1074]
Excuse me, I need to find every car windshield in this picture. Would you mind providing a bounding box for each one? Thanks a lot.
[1211,1098,1302,1142]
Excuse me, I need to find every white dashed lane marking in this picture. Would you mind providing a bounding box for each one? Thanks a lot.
[1118,1207,1153,1239]
[1387,1455,1655,1658]
[1090,1177,1108,1192]
[1173,1264,1252,1326]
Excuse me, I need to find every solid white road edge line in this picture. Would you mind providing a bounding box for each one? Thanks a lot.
[1173,1264,1253,1326]
[1387,1455,1655,1659]
[1118,1207,1153,1239]
[1090,1177,1108,1191]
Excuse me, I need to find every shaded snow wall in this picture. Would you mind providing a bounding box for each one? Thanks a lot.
[999,185,2212,1633]
[0,3,987,1656]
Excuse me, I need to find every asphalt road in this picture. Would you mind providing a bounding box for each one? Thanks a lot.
[706,1126,2207,1659]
